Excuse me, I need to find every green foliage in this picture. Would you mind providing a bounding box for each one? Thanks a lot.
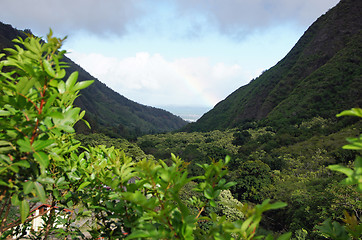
[329,156,362,191]
[1,25,360,240]
[137,112,361,238]
[0,30,93,237]
[316,108,362,239]
[328,108,362,191]
[137,130,239,176]
[228,159,272,202]
[216,190,244,222]
[76,133,152,161]
[316,218,351,240]
[0,31,290,239]
[232,130,251,146]
[291,229,307,240]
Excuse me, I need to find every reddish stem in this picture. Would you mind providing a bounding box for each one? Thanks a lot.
[30,81,47,144]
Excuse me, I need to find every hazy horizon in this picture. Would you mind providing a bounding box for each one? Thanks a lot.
[156,105,212,122]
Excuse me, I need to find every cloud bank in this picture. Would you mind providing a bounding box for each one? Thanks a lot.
[1,0,339,38]
[68,51,252,107]
[176,0,339,36]
[1,0,143,36]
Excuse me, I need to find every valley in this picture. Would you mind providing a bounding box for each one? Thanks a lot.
[0,0,361,239]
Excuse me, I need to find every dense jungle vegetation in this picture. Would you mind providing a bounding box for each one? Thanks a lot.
[78,115,362,238]
[135,116,362,238]
[0,32,296,239]
[1,0,361,239]
[0,29,360,239]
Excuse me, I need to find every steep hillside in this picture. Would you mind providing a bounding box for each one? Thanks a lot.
[66,59,188,136]
[185,0,362,132]
[0,22,188,137]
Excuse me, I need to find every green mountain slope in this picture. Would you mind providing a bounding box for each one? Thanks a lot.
[66,59,188,136]
[0,22,188,137]
[185,0,362,132]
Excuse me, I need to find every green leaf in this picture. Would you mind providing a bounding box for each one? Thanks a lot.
[328,165,354,176]
[160,170,171,182]
[32,139,54,151]
[34,182,46,203]
[67,200,74,208]
[336,108,362,118]
[56,176,67,186]
[65,71,78,90]
[224,181,237,189]
[218,178,226,187]
[8,165,19,173]
[225,155,231,164]
[17,76,36,95]
[57,124,74,133]
[355,156,362,168]
[0,179,9,187]
[0,167,7,175]
[204,187,214,200]
[37,176,55,185]
[0,140,14,152]
[43,59,56,78]
[55,68,66,79]
[13,160,30,168]
[17,138,33,152]
[316,219,350,239]
[43,93,59,112]
[81,211,92,217]
[23,181,34,194]
[73,80,94,91]
[34,151,50,168]
[11,194,20,206]
[267,201,288,210]
[264,234,274,240]
[0,167,8,174]
[49,111,64,119]
[240,216,254,233]
[80,118,91,129]
[77,181,91,191]
[0,110,11,116]
[48,79,58,87]
[0,140,11,146]
[342,141,362,150]
[20,200,30,223]
[276,232,292,240]
[58,81,66,94]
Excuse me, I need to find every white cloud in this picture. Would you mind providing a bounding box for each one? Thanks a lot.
[175,0,340,37]
[1,0,339,39]
[1,0,143,36]
[68,51,251,107]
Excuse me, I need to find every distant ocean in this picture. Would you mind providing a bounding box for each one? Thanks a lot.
[158,105,211,122]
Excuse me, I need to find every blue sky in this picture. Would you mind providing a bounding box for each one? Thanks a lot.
[2,0,339,114]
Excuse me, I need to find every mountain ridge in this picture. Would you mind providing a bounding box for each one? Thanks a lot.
[184,0,362,132]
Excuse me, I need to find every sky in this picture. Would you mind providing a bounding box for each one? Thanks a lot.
[1,0,339,119]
